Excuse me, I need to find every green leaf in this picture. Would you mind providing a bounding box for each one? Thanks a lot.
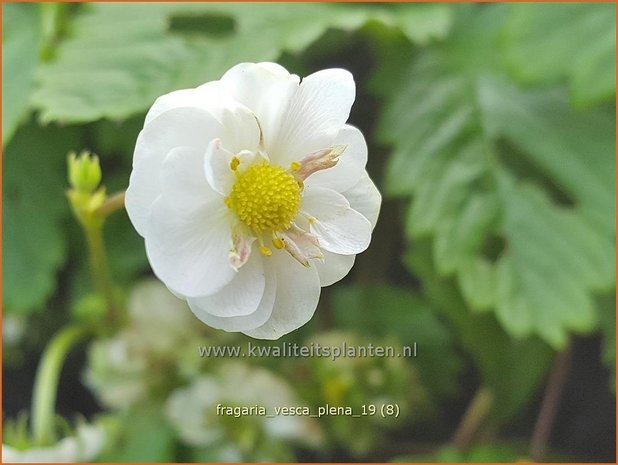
[378,4,615,348]
[32,3,459,125]
[90,115,144,160]
[503,3,616,106]
[99,404,176,462]
[391,3,453,46]
[479,76,615,238]
[31,3,191,124]
[405,242,553,424]
[494,181,610,347]
[3,124,81,314]
[31,3,376,124]
[365,4,454,99]
[330,284,462,398]
[456,256,495,312]
[2,3,41,146]
[394,442,527,462]
[104,209,149,284]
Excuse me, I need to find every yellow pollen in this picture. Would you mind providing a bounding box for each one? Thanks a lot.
[225,162,301,234]
[290,161,301,171]
[259,245,273,256]
[230,156,240,171]
[272,237,285,249]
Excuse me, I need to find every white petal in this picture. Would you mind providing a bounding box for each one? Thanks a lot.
[203,139,236,196]
[220,62,299,153]
[74,423,106,461]
[144,81,242,126]
[304,124,367,193]
[302,186,372,255]
[145,82,261,155]
[229,227,256,270]
[204,139,264,196]
[145,197,235,298]
[243,251,320,340]
[271,68,355,165]
[165,376,223,446]
[187,251,265,317]
[128,279,192,327]
[282,224,323,267]
[314,251,356,287]
[1,445,19,462]
[341,171,381,229]
[219,104,261,154]
[189,260,276,331]
[161,146,220,213]
[125,107,223,235]
[144,86,204,126]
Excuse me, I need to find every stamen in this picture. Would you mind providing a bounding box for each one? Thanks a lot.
[272,237,285,249]
[259,245,273,256]
[230,156,241,171]
[290,161,301,171]
[225,162,301,234]
[281,224,323,267]
[295,145,347,180]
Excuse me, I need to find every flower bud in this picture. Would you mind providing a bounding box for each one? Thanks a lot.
[72,293,107,326]
[68,151,102,194]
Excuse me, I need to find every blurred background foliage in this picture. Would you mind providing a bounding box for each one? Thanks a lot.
[2,2,615,462]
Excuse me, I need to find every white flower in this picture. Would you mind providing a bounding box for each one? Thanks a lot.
[165,363,322,452]
[2,423,105,463]
[84,280,203,409]
[126,279,200,355]
[2,314,25,347]
[126,62,381,339]
[84,335,147,409]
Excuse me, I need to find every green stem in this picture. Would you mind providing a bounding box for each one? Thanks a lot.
[39,3,67,61]
[31,325,90,446]
[95,191,125,219]
[84,222,119,327]
[451,385,495,450]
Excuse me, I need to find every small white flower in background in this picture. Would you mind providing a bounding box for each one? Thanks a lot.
[302,331,428,456]
[126,279,200,355]
[2,314,26,347]
[85,280,203,409]
[85,336,148,410]
[2,423,105,463]
[126,62,381,339]
[165,363,322,457]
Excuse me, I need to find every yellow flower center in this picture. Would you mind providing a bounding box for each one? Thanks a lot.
[225,162,301,234]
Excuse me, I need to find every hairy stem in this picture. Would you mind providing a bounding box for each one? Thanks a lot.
[95,191,125,218]
[31,325,90,445]
[84,222,119,327]
[451,385,495,450]
[530,343,572,461]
